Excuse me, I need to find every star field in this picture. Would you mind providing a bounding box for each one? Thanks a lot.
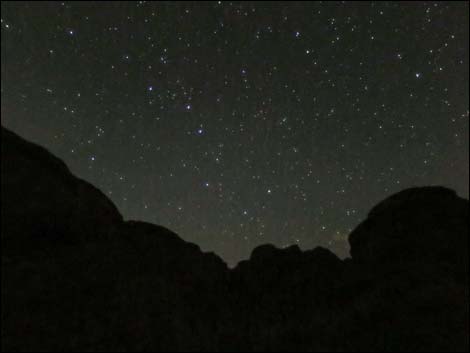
[1,2,468,266]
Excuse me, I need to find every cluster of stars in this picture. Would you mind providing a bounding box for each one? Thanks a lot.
[1,2,468,266]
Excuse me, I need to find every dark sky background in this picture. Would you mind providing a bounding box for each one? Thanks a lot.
[1,1,468,266]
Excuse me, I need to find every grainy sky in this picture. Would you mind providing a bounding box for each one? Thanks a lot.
[1,1,468,265]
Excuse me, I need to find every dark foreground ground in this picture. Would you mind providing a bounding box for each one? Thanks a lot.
[1,126,468,352]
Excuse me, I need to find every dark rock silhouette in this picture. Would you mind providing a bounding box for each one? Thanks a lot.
[349,187,468,276]
[1,126,468,352]
[2,127,122,250]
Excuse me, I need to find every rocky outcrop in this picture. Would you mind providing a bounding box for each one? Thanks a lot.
[1,128,229,351]
[1,126,468,352]
[349,186,469,280]
[336,187,469,352]
[1,127,122,252]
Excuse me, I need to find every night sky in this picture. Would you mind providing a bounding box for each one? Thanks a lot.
[1,2,468,266]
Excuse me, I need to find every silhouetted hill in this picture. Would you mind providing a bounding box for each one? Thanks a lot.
[1,126,468,352]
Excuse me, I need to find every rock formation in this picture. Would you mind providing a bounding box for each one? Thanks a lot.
[1,126,468,351]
